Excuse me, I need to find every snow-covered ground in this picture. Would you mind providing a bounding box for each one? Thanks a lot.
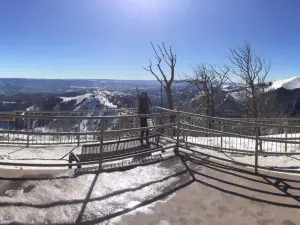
[0,157,190,224]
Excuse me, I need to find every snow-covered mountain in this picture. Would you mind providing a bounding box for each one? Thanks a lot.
[57,90,133,111]
[267,77,300,91]
[2,89,136,132]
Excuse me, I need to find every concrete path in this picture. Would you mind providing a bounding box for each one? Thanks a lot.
[117,157,300,225]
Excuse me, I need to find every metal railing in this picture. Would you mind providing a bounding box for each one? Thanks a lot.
[0,107,300,172]
[0,109,176,146]
[155,107,300,173]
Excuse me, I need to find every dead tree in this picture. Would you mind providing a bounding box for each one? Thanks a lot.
[186,64,229,117]
[229,42,271,118]
[185,64,229,130]
[143,42,176,111]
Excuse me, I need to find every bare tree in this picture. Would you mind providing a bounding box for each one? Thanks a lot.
[229,42,271,118]
[143,42,176,110]
[185,64,229,117]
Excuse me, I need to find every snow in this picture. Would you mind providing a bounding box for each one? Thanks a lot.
[0,157,187,224]
[56,90,123,132]
[20,105,40,115]
[59,93,91,105]
[1,101,17,104]
[58,90,118,109]
[267,76,300,91]
[228,90,247,102]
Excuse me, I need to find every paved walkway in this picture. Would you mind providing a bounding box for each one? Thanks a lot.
[118,158,300,225]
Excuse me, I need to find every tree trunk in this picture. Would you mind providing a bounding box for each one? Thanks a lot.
[166,86,176,137]
[166,86,174,110]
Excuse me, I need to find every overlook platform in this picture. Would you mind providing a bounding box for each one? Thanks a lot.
[1,108,300,224]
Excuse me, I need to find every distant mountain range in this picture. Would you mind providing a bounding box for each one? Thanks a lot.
[0,78,164,94]
[1,77,300,118]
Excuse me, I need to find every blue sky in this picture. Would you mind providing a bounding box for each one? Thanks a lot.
[0,0,300,80]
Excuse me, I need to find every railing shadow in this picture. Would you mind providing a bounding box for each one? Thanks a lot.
[183,154,300,208]
[0,157,193,225]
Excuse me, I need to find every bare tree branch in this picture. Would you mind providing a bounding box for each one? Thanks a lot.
[229,42,271,118]
[184,63,229,117]
[143,41,177,110]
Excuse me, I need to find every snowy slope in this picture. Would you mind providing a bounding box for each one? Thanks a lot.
[267,77,300,91]
[58,90,119,110]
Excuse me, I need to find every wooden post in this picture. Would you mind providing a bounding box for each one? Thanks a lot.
[99,118,105,169]
[255,126,259,174]
[26,116,30,147]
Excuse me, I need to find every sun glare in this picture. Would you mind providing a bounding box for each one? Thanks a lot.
[119,0,169,15]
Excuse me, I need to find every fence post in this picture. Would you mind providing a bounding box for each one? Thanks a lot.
[26,116,30,147]
[285,132,288,153]
[77,120,80,147]
[255,125,259,174]
[221,136,223,148]
[99,118,105,169]
[175,110,180,155]
[259,127,262,152]
[220,121,223,147]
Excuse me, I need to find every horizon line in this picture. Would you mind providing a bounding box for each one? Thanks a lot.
[0,77,162,81]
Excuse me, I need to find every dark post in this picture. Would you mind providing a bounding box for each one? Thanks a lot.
[26,115,30,147]
[99,118,105,169]
[175,109,180,155]
[77,120,80,147]
[255,125,259,174]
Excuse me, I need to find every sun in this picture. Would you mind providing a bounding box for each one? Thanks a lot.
[119,0,166,14]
